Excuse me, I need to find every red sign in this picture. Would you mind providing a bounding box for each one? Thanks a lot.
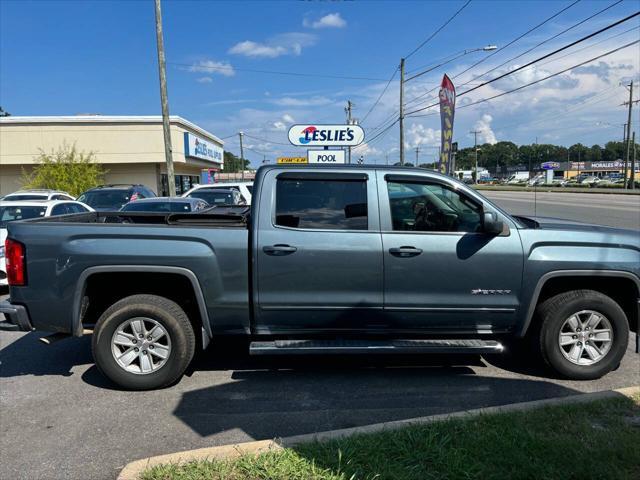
[439,74,456,175]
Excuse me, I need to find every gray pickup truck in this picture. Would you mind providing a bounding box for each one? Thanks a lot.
[1,165,638,390]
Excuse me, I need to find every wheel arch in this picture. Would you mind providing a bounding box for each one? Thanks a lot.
[72,266,212,348]
[519,270,640,338]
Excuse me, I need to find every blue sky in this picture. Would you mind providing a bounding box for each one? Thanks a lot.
[1,0,638,166]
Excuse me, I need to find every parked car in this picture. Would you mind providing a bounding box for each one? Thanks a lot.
[0,200,94,286]
[580,176,600,186]
[2,189,74,201]
[1,165,638,390]
[183,182,253,205]
[184,188,244,206]
[77,184,156,211]
[120,197,209,213]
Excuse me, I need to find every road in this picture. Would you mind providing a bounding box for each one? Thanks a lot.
[481,190,640,229]
[1,191,639,480]
[1,329,638,480]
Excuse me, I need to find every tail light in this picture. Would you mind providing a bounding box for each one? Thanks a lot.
[5,238,26,286]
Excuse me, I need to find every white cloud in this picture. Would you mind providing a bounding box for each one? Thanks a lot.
[282,114,295,123]
[408,123,440,148]
[229,33,317,58]
[196,77,213,83]
[188,60,235,77]
[272,121,286,131]
[473,114,497,145]
[303,13,347,29]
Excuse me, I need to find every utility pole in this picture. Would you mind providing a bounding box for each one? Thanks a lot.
[385,153,389,165]
[631,131,636,190]
[623,82,634,189]
[154,0,175,196]
[238,131,245,181]
[470,130,480,183]
[415,146,420,165]
[345,100,353,164]
[399,58,405,166]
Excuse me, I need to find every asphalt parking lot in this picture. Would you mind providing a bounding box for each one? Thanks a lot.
[1,191,639,480]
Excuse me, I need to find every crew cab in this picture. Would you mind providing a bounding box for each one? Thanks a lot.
[1,165,638,390]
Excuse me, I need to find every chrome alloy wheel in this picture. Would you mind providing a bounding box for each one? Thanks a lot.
[111,317,172,374]
[558,310,613,366]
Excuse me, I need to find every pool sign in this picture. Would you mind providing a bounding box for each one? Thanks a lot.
[288,124,365,147]
[184,132,224,165]
[308,149,346,164]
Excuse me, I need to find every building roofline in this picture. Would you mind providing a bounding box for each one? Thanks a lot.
[0,115,224,145]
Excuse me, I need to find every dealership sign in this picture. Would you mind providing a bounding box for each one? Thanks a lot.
[308,149,346,164]
[288,124,365,147]
[541,161,560,170]
[184,132,224,165]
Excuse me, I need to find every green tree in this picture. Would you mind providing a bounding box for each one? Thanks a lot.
[222,151,251,173]
[21,143,106,196]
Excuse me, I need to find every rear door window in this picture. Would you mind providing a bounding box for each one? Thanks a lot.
[275,178,368,230]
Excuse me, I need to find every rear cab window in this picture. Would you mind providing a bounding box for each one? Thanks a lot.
[275,176,368,230]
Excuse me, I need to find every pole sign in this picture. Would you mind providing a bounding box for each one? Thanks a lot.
[308,149,346,164]
[277,157,307,164]
[541,161,560,170]
[438,74,456,176]
[288,124,365,147]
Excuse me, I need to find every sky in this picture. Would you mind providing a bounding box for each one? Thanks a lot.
[1,0,639,167]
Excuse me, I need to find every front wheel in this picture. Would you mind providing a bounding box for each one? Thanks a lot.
[92,294,195,390]
[536,290,628,380]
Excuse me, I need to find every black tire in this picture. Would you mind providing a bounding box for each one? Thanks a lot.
[535,289,628,380]
[92,294,195,390]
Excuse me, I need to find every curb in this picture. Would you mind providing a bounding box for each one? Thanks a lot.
[474,186,640,195]
[117,385,639,480]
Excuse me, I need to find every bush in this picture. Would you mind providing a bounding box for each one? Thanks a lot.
[21,143,106,197]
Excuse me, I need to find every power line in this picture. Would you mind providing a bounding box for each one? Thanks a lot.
[405,11,640,116]
[456,0,624,90]
[354,118,399,150]
[403,0,583,109]
[242,133,291,146]
[168,61,387,82]
[451,41,639,112]
[360,67,399,125]
[404,0,472,60]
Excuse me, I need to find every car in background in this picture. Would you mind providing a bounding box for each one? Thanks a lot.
[77,184,156,211]
[0,200,94,286]
[182,182,253,205]
[580,176,600,186]
[2,189,75,201]
[184,188,245,206]
[120,197,209,213]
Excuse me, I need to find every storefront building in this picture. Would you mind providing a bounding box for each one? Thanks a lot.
[0,115,224,196]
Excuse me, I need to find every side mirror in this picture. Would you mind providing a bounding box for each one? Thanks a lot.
[483,211,504,235]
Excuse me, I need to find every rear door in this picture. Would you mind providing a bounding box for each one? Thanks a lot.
[254,169,384,334]
[379,173,524,333]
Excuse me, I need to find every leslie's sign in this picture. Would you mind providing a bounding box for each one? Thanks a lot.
[288,124,364,147]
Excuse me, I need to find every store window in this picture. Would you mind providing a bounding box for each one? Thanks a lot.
[160,175,200,196]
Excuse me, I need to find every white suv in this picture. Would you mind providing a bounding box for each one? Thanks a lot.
[182,182,253,205]
[0,200,93,286]
[2,189,75,201]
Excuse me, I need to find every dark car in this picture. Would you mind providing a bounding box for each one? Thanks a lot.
[185,188,244,206]
[77,185,156,211]
[120,197,209,213]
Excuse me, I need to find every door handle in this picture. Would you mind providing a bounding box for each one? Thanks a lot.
[389,246,423,257]
[263,244,298,256]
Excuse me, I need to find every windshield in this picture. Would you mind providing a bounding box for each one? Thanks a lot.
[187,190,235,205]
[121,201,193,213]
[78,190,131,209]
[0,205,47,227]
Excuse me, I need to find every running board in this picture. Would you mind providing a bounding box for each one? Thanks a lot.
[249,339,503,355]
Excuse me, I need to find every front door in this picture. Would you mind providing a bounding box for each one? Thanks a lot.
[379,173,523,333]
[254,169,384,334]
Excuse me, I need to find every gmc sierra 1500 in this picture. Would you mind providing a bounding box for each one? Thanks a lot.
[1,165,638,390]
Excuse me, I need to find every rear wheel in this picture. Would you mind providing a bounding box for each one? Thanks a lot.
[535,290,628,380]
[92,294,195,390]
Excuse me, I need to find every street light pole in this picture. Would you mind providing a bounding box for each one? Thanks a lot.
[153,0,175,197]
[470,130,480,183]
[238,131,245,181]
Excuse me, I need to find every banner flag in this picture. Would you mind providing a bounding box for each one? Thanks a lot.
[438,74,456,175]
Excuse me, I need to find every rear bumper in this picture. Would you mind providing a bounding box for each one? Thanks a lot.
[0,300,34,332]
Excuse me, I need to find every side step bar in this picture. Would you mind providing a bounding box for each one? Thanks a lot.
[250,339,503,356]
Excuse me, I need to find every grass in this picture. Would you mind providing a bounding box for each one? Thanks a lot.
[141,393,640,480]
